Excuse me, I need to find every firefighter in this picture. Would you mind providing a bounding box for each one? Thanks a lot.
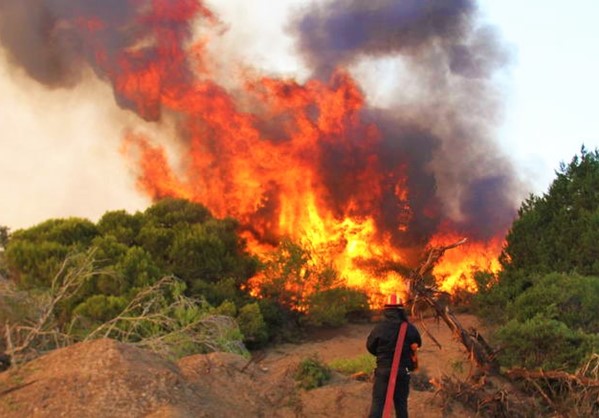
[366,294,421,418]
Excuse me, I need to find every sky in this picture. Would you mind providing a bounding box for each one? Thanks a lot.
[0,0,598,231]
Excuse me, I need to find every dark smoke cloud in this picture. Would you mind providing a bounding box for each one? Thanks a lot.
[294,0,522,242]
[0,0,203,119]
[0,0,136,87]
[294,0,512,79]
[0,0,523,248]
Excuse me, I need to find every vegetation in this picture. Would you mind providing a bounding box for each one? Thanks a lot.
[0,199,260,356]
[1,198,369,359]
[1,249,248,364]
[0,225,9,264]
[473,147,599,372]
[328,353,376,375]
[294,355,332,390]
[256,239,370,330]
[3,146,598,416]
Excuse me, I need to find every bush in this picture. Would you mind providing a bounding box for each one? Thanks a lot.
[508,273,599,333]
[294,355,332,390]
[73,294,128,326]
[472,269,538,325]
[255,298,301,343]
[305,287,369,327]
[4,199,259,339]
[495,314,598,371]
[236,302,268,347]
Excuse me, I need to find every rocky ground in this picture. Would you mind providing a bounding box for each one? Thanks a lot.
[0,314,487,417]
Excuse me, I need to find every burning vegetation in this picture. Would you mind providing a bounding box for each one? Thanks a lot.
[0,0,522,305]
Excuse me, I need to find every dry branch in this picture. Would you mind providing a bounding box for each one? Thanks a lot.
[405,238,499,372]
[430,374,535,418]
[3,250,98,365]
[403,240,599,416]
[82,275,247,358]
[506,368,599,388]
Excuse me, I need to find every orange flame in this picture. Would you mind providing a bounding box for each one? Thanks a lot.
[78,1,504,308]
[430,233,503,294]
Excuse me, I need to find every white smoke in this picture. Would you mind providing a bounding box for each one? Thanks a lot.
[0,50,150,230]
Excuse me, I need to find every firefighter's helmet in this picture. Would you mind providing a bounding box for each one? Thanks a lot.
[383,293,403,308]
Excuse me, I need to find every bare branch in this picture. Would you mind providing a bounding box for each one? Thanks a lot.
[3,250,98,365]
[402,238,499,372]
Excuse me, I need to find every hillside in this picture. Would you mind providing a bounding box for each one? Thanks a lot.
[0,315,483,417]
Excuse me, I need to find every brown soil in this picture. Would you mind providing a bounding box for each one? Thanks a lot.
[0,314,483,417]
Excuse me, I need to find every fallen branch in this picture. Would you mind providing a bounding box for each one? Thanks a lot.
[430,374,534,418]
[506,359,599,417]
[415,311,442,350]
[506,368,599,388]
[402,240,599,416]
[405,238,499,372]
[0,380,37,398]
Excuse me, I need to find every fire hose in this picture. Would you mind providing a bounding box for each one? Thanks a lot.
[382,321,408,418]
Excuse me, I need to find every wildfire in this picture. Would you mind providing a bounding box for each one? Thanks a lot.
[430,234,503,294]
[40,0,512,308]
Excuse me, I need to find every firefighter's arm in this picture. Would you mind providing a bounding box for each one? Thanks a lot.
[366,331,378,355]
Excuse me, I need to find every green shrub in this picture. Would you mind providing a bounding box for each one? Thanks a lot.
[236,302,268,347]
[328,354,375,375]
[294,355,332,390]
[508,273,599,333]
[191,277,242,307]
[305,287,369,327]
[255,298,302,344]
[212,300,237,317]
[495,314,598,371]
[73,294,128,325]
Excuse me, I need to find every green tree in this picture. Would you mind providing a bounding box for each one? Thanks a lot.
[5,218,98,288]
[501,147,599,276]
[143,197,212,228]
[495,314,598,371]
[479,147,599,317]
[4,199,261,343]
[0,225,9,277]
[474,147,599,371]
[0,225,9,250]
[6,239,70,288]
[97,210,142,246]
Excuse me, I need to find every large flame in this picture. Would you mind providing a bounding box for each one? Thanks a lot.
[30,0,512,308]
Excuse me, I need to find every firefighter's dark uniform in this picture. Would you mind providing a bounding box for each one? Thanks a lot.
[366,307,421,418]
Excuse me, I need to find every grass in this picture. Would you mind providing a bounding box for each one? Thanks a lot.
[328,353,376,375]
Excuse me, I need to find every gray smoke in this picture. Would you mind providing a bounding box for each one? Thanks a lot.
[0,0,135,87]
[0,0,199,120]
[0,0,523,247]
[293,0,522,243]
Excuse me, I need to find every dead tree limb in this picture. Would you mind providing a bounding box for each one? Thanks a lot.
[0,380,37,398]
[506,368,599,388]
[406,238,499,372]
[415,311,442,350]
[402,241,599,416]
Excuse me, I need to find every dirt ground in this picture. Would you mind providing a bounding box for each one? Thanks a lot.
[0,314,485,417]
[260,314,482,418]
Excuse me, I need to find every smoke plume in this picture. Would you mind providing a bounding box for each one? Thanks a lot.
[294,0,519,242]
[0,0,523,277]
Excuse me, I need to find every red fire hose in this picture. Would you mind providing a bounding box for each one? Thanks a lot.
[382,321,408,418]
